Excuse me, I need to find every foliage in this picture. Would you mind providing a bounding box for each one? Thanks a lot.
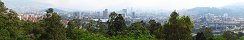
[195,32,207,40]
[0,0,31,40]
[213,36,226,40]
[39,8,67,40]
[107,12,126,36]
[147,20,161,35]
[0,29,11,39]
[239,36,244,40]
[223,31,239,40]
[160,11,194,40]
[110,30,156,40]
[70,29,109,40]
[95,19,107,34]
[130,21,147,30]
[196,26,214,40]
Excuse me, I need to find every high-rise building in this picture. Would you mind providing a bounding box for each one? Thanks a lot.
[122,9,127,17]
[73,12,80,19]
[132,12,135,18]
[103,9,108,19]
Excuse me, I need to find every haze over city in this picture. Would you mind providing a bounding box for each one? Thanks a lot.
[3,0,244,11]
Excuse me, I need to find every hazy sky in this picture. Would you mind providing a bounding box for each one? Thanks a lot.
[3,0,244,10]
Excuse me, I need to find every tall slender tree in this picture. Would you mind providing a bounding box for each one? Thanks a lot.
[160,11,194,40]
[198,26,214,40]
[86,18,95,33]
[107,12,126,36]
[66,19,82,39]
[66,20,75,39]
[40,8,66,40]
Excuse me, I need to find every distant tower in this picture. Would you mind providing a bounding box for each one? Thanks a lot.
[122,9,127,17]
[223,13,228,17]
[132,12,135,18]
[96,11,101,18]
[103,9,108,19]
[73,12,80,19]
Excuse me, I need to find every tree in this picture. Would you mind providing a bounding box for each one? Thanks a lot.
[66,19,82,36]
[66,19,107,40]
[147,20,161,35]
[86,18,95,33]
[160,11,194,40]
[107,12,117,36]
[0,0,31,40]
[130,21,146,30]
[195,32,207,40]
[66,19,76,39]
[198,26,214,40]
[0,29,11,39]
[39,8,66,40]
[107,12,126,36]
[95,19,107,34]
[113,21,156,40]
[114,14,126,32]
[223,31,238,40]
[0,0,7,14]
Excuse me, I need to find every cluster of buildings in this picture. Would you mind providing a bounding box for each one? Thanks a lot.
[194,13,244,34]
[17,14,44,22]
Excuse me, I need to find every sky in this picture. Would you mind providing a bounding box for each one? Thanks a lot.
[3,0,244,10]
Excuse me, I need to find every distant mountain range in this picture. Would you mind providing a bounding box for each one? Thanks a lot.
[3,0,52,13]
[181,3,244,17]
[40,8,68,13]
